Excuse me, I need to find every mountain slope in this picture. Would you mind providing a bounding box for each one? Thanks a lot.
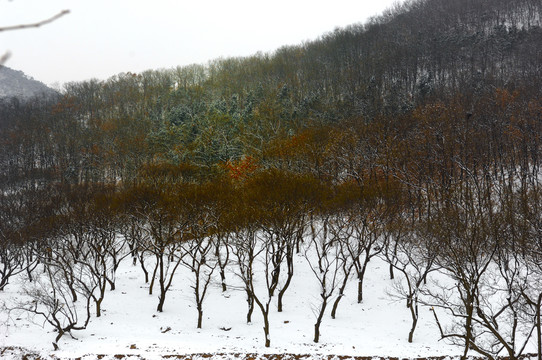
[0,66,57,100]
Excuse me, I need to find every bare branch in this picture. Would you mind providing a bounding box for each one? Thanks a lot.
[0,10,70,33]
[0,51,10,66]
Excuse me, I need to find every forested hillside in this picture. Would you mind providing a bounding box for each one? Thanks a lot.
[1,0,541,184]
[1,0,542,358]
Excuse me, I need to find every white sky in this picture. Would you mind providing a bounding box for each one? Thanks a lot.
[0,0,399,86]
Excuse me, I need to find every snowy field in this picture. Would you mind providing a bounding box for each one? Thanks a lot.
[0,249,534,360]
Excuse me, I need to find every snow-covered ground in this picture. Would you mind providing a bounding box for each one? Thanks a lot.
[0,250,522,360]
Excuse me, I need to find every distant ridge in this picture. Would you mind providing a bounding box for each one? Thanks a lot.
[0,66,57,100]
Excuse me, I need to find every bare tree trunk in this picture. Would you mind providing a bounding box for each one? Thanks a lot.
[157,256,166,312]
[407,298,418,343]
[0,278,8,291]
[107,277,115,291]
[463,299,474,360]
[220,269,227,292]
[277,246,294,312]
[253,296,271,347]
[356,254,370,303]
[246,292,254,323]
[197,305,203,329]
[215,239,228,292]
[26,260,38,283]
[95,298,103,317]
[357,276,364,303]
[149,259,158,295]
[69,286,78,303]
[157,290,166,312]
[314,297,328,343]
[94,280,107,317]
[138,252,149,283]
[263,313,270,347]
[53,331,64,350]
[331,263,352,319]
[62,270,78,302]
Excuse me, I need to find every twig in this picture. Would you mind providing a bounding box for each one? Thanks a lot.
[0,10,70,33]
[430,306,446,338]
[0,51,10,66]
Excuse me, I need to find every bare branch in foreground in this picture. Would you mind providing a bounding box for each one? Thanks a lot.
[0,10,70,33]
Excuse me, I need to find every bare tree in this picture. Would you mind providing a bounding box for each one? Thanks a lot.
[180,187,218,329]
[305,217,351,343]
[384,226,439,343]
[7,261,91,350]
[182,234,217,328]
[231,224,260,325]
[326,215,355,319]
[0,239,25,291]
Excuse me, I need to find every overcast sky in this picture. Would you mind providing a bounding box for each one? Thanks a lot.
[0,0,399,86]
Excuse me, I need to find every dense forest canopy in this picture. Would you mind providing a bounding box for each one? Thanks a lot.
[1,0,542,358]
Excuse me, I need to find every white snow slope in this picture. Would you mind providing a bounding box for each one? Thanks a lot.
[0,246,535,360]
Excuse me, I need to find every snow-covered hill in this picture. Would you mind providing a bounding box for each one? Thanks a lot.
[0,237,538,360]
[0,253,475,359]
[0,66,57,100]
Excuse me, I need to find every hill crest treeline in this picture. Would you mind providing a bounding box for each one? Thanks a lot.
[0,0,540,184]
[1,0,541,186]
